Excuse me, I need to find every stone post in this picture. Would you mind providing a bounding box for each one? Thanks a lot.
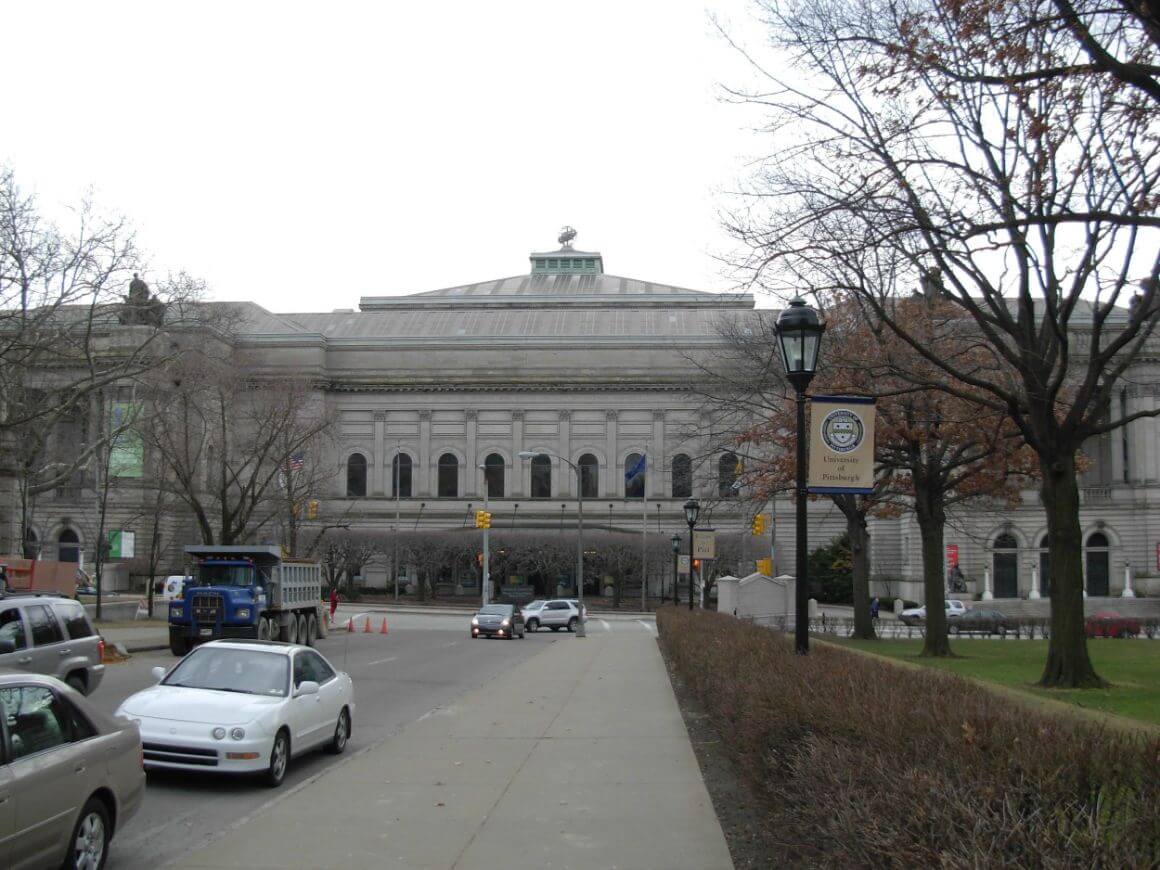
[1122,563,1136,598]
[982,566,993,600]
[1028,564,1041,599]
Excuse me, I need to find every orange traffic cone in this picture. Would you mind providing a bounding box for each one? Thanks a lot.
[380,617,389,635]
[346,617,354,633]
[363,616,372,633]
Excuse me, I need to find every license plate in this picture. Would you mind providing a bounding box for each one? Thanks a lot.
[199,628,212,637]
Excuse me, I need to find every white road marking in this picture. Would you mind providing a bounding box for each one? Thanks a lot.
[600,619,611,632]
[367,656,398,666]
[637,619,657,635]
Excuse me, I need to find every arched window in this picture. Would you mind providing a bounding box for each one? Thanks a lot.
[531,455,552,498]
[58,529,80,563]
[346,453,367,497]
[438,453,459,498]
[671,454,692,498]
[579,454,599,499]
[485,453,505,498]
[392,454,412,498]
[718,452,740,498]
[1085,532,1110,596]
[624,452,645,498]
[992,533,1018,599]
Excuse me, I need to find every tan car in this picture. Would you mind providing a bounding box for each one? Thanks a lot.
[0,594,105,695]
[0,670,145,869]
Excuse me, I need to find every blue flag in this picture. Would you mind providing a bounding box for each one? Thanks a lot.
[624,454,647,482]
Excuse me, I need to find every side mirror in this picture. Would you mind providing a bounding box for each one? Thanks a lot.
[151,666,167,682]
[0,638,15,655]
[296,680,319,696]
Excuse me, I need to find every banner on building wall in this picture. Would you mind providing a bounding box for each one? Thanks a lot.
[807,396,876,494]
[108,401,144,478]
[107,530,135,559]
[946,544,959,569]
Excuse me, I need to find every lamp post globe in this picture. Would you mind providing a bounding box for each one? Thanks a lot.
[683,499,700,611]
[774,296,825,655]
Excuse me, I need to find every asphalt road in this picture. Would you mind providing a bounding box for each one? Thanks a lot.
[90,610,580,870]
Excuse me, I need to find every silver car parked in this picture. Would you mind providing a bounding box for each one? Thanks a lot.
[0,594,105,695]
[0,670,145,869]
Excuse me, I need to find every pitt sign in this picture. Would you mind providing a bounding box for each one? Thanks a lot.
[808,396,876,494]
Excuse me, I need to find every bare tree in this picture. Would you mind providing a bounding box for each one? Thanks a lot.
[726,0,1160,686]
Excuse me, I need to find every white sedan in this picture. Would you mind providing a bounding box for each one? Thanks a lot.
[115,639,354,787]
[899,599,967,626]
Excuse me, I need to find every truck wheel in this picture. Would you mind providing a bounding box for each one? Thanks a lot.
[306,614,318,646]
[257,617,272,641]
[169,635,189,656]
[297,614,309,646]
[283,616,298,645]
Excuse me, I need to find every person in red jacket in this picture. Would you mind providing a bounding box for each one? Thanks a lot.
[329,587,340,620]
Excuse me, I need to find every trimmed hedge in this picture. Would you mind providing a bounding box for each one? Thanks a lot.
[658,608,1160,867]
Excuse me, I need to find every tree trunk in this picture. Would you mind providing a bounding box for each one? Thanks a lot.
[1039,451,1105,687]
[914,484,952,657]
[836,495,875,639]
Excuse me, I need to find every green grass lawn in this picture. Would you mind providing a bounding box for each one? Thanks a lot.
[834,638,1160,727]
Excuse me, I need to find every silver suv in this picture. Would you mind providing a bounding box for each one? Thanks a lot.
[0,594,105,695]
[524,599,586,632]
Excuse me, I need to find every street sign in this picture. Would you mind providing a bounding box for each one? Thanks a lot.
[693,530,716,560]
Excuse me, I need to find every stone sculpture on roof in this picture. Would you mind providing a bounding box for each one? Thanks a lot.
[119,272,165,327]
[558,226,577,248]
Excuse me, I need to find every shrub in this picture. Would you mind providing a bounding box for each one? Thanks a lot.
[657,608,1160,867]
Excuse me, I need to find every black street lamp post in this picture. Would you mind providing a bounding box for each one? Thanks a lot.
[670,534,681,605]
[684,499,700,611]
[775,296,825,655]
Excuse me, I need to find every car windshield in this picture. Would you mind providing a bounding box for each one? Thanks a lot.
[163,647,288,696]
[478,605,511,616]
[195,563,256,587]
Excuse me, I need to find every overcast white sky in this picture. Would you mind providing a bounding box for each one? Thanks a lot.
[4,0,771,313]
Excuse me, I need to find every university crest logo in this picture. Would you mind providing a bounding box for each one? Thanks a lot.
[820,408,864,453]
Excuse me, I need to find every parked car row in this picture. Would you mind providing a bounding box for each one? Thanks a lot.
[899,599,967,626]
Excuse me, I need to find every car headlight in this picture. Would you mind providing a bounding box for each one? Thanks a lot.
[501,619,510,627]
[471,617,479,626]
[211,727,226,740]
[230,727,246,740]
[235,608,251,620]
[170,607,183,618]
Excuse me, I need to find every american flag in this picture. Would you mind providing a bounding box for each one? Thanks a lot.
[284,453,305,473]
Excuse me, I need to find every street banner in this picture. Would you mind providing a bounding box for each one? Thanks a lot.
[678,555,691,575]
[807,396,876,494]
[946,544,959,569]
[107,530,135,559]
[693,530,716,560]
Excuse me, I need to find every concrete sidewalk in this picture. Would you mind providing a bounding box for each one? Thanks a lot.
[169,630,733,870]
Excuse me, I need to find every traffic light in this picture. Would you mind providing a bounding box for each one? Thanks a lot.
[751,514,765,535]
[475,510,492,529]
[307,500,319,520]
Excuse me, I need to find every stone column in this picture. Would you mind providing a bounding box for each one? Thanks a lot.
[1028,563,1041,599]
[1122,563,1136,598]
[511,411,524,497]
[649,410,665,498]
[605,410,618,498]
[418,410,431,497]
[373,412,386,496]
[982,566,993,600]
[1143,393,1160,483]
[466,410,478,497]
[558,411,572,498]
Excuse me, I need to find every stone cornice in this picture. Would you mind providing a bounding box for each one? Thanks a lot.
[325,382,698,394]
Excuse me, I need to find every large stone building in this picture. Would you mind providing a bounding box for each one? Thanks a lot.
[12,232,1160,602]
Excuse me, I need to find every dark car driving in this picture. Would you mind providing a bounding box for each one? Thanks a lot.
[947,608,1010,636]
[470,603,525,639]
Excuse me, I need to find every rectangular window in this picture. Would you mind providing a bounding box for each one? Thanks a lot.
[53,601,94,639]
[548,259,558,269]
[27,605,65,646]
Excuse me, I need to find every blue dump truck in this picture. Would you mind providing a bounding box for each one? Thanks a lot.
[167,545,326,656]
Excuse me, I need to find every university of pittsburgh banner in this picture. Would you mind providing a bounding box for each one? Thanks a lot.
[807,396,876,494]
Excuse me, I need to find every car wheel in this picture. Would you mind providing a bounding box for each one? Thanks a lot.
[264,730,290,788]
[527,618,539,632]
[550,626,560,632]
[65,672,87,695]
[67,796,110,870]
[328,708,350,755]
[567,617,578,632]
[169,635,189,657]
